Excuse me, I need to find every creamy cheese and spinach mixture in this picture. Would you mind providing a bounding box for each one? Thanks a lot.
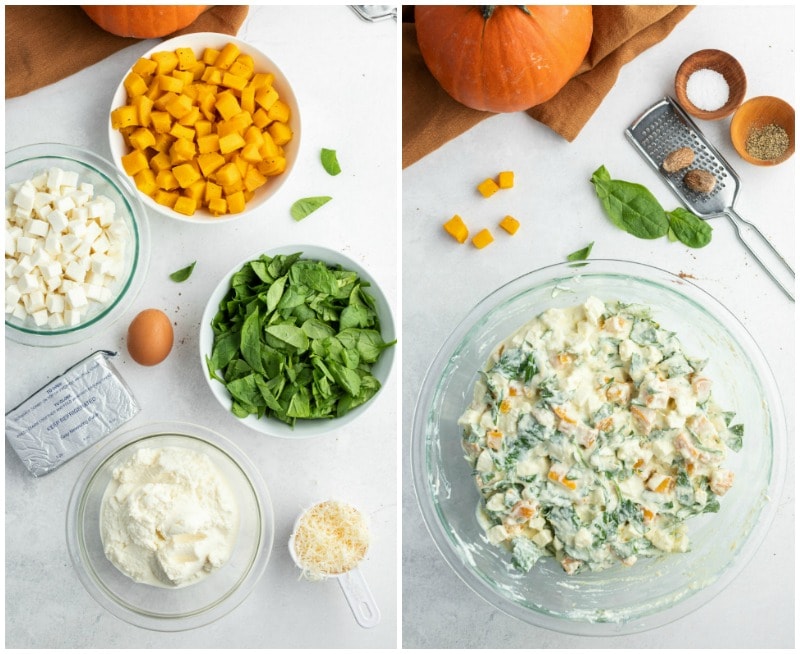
[458,297,743,575]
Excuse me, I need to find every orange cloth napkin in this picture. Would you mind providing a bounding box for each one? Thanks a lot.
[5,5,249,99]
[403,5,695,168]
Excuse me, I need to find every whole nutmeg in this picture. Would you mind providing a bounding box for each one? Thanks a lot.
[662,147,695,173]
[683,169,717,194]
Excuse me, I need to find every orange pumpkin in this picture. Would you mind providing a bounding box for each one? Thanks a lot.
[81,5,210,39]
[415,5,593,113]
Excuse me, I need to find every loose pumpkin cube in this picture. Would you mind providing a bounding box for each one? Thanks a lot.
[178,106,201,127]
[173,195,197,216]
[226,190,246,213]
[175,47,198,71]
[443,214,469,243]
[205,181,222,203]
[153,132,174,153]
[153,91,179,111]
[252,108,271,129]
[215,162,242,187]
[240,86,256,114]
[215,42,240,70]
[166,94,194,119]
[208,197,227,216]
[169,138,196,164]
[228,59,254,81]
[198,91,217,120]
[194,120,213,137]
[172,162,202,188]
[202,47,220,65]
[498,170,515,189]
[228,111,253,134]
[241,143,263,164]
[215,91,241,121]
[244,167,267,192]
[258,131,279,158]
[248,72,274,90]
[197,152,226,177]
[258,156,286,176]
[156,169,179,190]
[145,78,164,101]
[235,54,255,70]
[124,72,148,98]
[477,178,499,198]
[128,127,156,151]
[131,94,154,128]
[243,125,264,147]
[120,150,149,176]
[267,122,292,146]
[111,105,139,130]
[499,215,520,235]
[185,179,206,201]
[189,62,206,81]
[219,132,246,155]
[171,69,194,88]
[221,71,247,92]
[472,228,494,249]
[255,86,279,112]
[149,110,173,134]
[197,133,220,154]
[169,123,195,141]
[157,74,184,94]
[134,168,157,196]
[151,50,179,75]
[149,151,172,173]
[267,100,290,123]
[154,189,180,207]
[132,57,158,77]
[201,66,223,85]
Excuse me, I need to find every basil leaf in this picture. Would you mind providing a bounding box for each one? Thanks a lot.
[590,165,669,239]
[169,261,196,282]
[567,241,594,267]
[667,207,713,248]
[290,196,332,221]
[321,148,341,176]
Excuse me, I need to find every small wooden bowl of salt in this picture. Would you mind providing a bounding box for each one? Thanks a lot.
[674,49,746,120]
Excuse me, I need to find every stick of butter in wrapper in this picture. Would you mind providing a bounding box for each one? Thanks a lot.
[5,351,140,477]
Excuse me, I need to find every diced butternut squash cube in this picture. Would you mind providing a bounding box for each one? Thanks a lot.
[121,149,149,176]
[151,50,179,75]
[248,72,274,90]
[154,189,180,208]
[208,197,227,216]
[202,47,220,65]
[472,228,494,249]
[219,132,246,155]
[244,125,264,146]
[252,108,271,129]
[267,122,292,146]
[443,214,469,243]
[201,66,223,85]
[228,60,253,81]
[189,61,206,81]
[175,47,197,71]
[241,143,263,164]
[244,167,267,192]
[132,95,154,127]
[226,190,246,213]
[169,138,196,164]
[149,110,173,134]
[157,74,184,94]
[133,168,157,196]
[240,86,256,114]
[169,123,195,141]
[215,162,242,187]
[128,127,156,151]
[258,131,279,158]
[221,71,247,91]
[194,120,213,137]
[255,86,279,112]
[215,91,241,121]
[153,91,179,111]
[178,106,201,127]
[172,162,201,188]
[185,179,206,201]
[166,94,194,119]
[124,72,148,98]
[205,181,222,203]
[267,100,290,123]
[153,133,174,153]
[258,156,286,176]
[477,178,499,198]
[197,133,220,154]
[171,69,194,88]
[197,152,226,177]
[111,105,139,130]
[215,42,240,70]
[156,169,179,190]
[173,195,197,216]
[499,215,520,235]
[132,57,158,77]
[498,170,515,189]
[149,151,172,173]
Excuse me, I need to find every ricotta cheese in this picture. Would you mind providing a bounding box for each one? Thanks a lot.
[100,446,240,588]
[459,298,742,575]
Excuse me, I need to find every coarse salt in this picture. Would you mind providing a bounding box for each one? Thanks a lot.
[686,68,729,111]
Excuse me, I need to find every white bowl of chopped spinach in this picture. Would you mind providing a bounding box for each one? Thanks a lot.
[201,245,396,437]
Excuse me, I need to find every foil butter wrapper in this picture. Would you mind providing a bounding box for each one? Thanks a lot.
[5,350,140,477]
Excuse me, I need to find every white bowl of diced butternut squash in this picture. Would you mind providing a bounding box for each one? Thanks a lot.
[108,33,300,223]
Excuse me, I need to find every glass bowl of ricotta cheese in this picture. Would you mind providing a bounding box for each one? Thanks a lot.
[66,421,273,631]
[411,259,787,635]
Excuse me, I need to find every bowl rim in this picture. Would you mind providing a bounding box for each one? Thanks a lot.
[5,142,151,347]
[107,31,302,225]
[65,420,274,632]
[410,258,787,636]
[199,243,397,439]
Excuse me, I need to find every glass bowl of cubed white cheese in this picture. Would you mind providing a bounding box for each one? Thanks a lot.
[5,142,150,346]
[66,421,274,631]
[411,259,787,635]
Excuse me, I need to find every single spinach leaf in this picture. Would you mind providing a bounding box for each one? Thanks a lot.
[567,241,594,267]
[290,196,332,221]
[590,165,669,239]
[321,148,341,176]
[667,207,713,248]
[169,261,196,282]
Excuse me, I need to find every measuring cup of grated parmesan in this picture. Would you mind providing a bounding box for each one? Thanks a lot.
[289,500,380,628]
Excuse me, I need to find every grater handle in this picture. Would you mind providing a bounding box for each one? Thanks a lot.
[725,209,795,301]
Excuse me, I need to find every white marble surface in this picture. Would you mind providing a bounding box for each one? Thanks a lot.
[5,6,398,649]
[402,5,794,649]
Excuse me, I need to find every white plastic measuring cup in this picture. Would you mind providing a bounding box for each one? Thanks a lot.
[288,502,381,629]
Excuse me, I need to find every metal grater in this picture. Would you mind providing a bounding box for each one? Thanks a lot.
[626,96,795,301]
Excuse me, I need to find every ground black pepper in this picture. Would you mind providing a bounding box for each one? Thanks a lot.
[745,123,790,160]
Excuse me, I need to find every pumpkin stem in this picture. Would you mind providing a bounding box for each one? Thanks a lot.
[481,5,531,19]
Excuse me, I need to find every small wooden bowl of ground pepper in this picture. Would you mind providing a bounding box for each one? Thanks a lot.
[730,96,795,166]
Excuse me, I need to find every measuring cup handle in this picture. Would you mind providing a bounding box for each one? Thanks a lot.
[726,209,795,302]
[337,567,381,629]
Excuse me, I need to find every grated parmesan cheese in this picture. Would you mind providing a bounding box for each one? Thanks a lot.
[292,500,370,580]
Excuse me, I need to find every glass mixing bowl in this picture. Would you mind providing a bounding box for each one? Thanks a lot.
[5,142,150,347]
[66,422,274,631]
[411,259,787,635]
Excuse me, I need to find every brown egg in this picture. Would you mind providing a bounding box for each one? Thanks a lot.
[127,309,174,366]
